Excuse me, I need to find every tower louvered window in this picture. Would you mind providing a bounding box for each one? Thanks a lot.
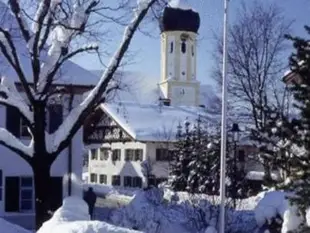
[170,42,173,53]
[181,41,186,53]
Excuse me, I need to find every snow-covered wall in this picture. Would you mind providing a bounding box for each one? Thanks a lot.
[88,142,147,186]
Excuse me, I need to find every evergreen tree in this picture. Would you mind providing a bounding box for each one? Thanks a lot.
[169,118,251,198]
[254,26,310,228]
[169,120,193,192]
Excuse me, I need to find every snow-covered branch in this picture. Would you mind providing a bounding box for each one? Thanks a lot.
[0,128,33,159]
[0,77,33,123]
[36,0,99,96]
[50,0,156,154]
[40,44,99,97]
[8,0,31,42]
[0,28,35,103]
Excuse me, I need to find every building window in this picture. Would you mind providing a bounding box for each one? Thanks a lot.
[20,177,33,211]
[112,175,120,186]
[112,149,121,161]
[191,45,194,56]
[125,149,134,161]
[99,174,107,184]
[90,149,97,160]
[170,42,173,53]
[181,41,186,54]
[134,149,143,161]
[20,118,30,137]
[48,104,63,134]
[124,176,132,187]
[156,148,171,161]
[90,173,97,183]
[238,150,245,162]
[100,148,109,160]
[132,177,142,188]
[0,170,2,201]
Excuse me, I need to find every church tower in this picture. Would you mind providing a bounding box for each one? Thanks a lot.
[159,0,201,106]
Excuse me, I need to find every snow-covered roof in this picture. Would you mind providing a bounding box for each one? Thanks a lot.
[0,1,99,86]
[100,102,214,142]
[91,70,219,109]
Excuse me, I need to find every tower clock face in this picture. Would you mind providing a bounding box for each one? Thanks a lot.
[171,86,195,105]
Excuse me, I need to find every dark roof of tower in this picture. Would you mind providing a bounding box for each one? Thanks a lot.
[159,6,200,33]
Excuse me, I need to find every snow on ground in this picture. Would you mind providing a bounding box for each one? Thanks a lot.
[38,196,143,233]
[0,218,31,233]
[254,190,304,233]
[84,183,135,204]
[109,187,258,233]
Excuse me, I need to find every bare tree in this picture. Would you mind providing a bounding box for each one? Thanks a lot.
[0,0,164,229]
[212,0,292,131]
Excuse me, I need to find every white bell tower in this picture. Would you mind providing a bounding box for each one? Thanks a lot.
[159,1,200,106]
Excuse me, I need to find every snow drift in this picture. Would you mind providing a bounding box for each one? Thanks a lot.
[0,218,31,233]
[37,196,143,233]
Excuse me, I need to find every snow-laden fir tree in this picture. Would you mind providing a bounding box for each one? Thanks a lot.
[169,118,221,195]
[169,120,193,192]
[253,26,310,230]
[169,118,251,199]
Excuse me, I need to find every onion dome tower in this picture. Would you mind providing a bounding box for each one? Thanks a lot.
[159,0,201,106]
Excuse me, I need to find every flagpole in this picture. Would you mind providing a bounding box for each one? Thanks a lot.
[219,0,229,233]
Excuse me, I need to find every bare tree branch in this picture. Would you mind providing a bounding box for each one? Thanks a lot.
[51,0,157,155]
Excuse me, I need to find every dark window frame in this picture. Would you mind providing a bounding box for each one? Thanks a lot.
[90,149,98,160]
[112,175,121,186]
[134,149,143,161]
[99,174,107,184]
[90,173,97,183]
[100,148,109,161]
[181,41,186,54]
[156,148,172,161]
[170,42,173,53]
[125,149,134,161]
[20,117,30,137]
[132,176,142,188]
[112,149,121,161]
[123,176,132,187]
[20,176,33,211]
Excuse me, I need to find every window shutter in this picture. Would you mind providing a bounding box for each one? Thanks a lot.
[5,177,20,212]
[49,104,63,133]
[6,106,21,138]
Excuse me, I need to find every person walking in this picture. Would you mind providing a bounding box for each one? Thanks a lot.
[83,187,97,220]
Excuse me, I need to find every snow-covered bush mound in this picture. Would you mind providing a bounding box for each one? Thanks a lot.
[110,188,257,233]
[0,218,31,233]
[164,188,263,211]
[38,196,143,233]
[254,190,304,233]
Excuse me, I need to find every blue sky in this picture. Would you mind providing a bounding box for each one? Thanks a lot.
[73,0,310,86]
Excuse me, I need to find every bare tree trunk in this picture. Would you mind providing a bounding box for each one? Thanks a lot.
[32,101,54,230]
[32,158,52,230]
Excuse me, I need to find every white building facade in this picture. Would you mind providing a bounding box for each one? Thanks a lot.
[85,2,208,188]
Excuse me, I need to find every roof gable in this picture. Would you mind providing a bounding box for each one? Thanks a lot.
[100,102,214,142]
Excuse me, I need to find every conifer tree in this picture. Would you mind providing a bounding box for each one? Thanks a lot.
[254,26,310,226]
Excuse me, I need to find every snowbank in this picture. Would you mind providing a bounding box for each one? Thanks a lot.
[0,218,31,233]
[254,191,304,233]
[38,196,143,233]
[110,188,257,233]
